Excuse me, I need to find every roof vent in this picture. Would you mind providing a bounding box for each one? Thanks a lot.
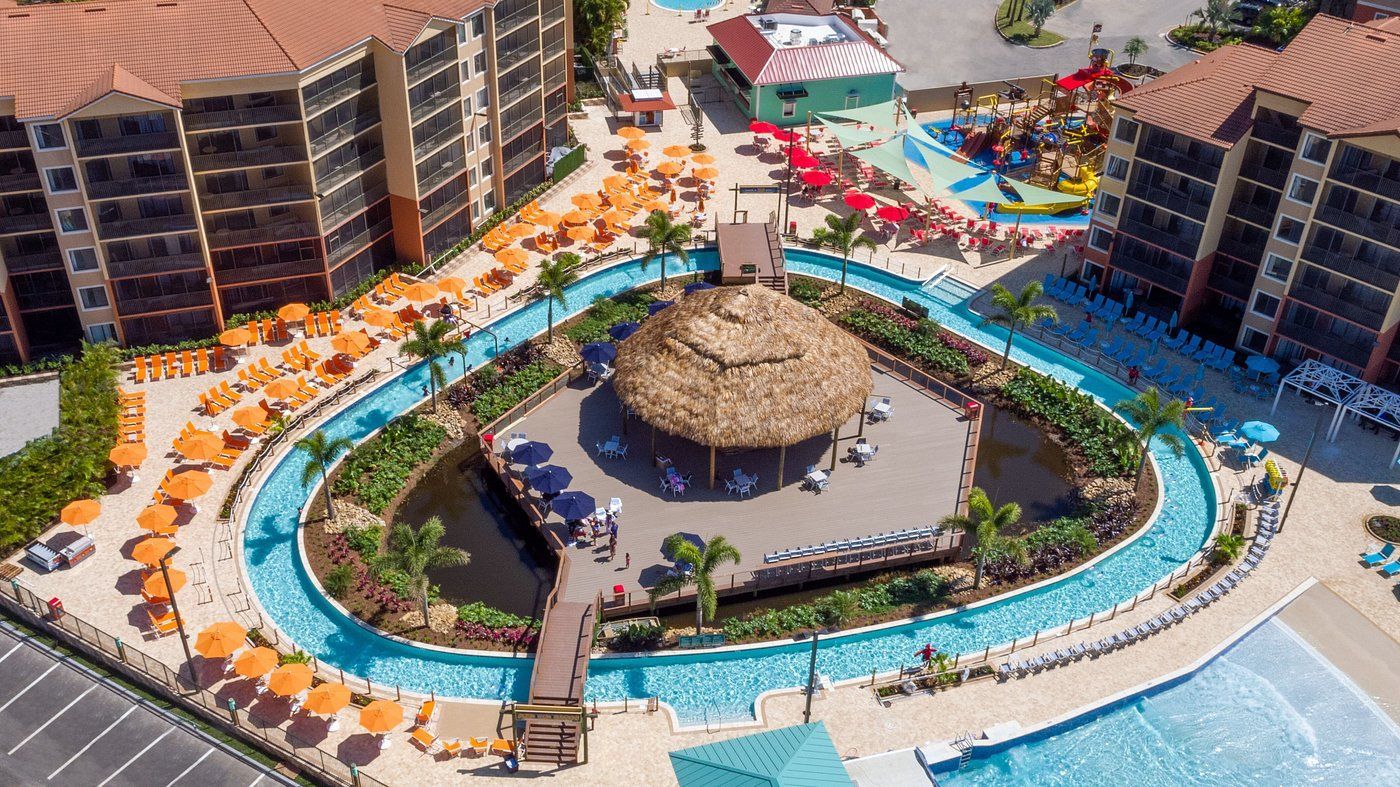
[156,2,178,6]
[1364,34,1386,42]
[6,12,30,18]
[83,7,107,13]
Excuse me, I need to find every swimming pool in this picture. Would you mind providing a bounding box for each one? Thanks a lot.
[650,0,720,11]
[931,618,1400,784]
[240,249,1216,723]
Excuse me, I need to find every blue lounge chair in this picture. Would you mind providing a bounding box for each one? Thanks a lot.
[1100,301,1125,325]
[1362,543,1395,567]
[1193,341,1219,363]
[1381,558,1400,578]
[1077,329,1100,349]
[1066,322,1092,343]
[1050,319,1079,337]
[1163,330,1188,351]
[1132,316,1157,338]
[1034,316,1056,332]
[1144,320,1169,341]
[1065,285,1089,306]
[1123,313,1147,334]
[1242,446,1269,467]
[1157,366,1183,389]
[1101,335,1126,357]
[1141,358,1168,379]
[1122,347,1150,367]
[1179,335,1203,357]
[1208,349,1235,371]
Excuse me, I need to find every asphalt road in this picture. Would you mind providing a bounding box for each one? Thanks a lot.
[0,623,288,787]
[882,0,1203,90]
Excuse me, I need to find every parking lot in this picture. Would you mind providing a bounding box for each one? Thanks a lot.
[0,622,287,786]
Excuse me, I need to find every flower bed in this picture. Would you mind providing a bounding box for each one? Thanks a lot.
[840,300,988,377]
[1367,514,1400,544]
[720,570,952,643]
[331,414,448,515]
[446,343,565,425]
[562,292,655,345]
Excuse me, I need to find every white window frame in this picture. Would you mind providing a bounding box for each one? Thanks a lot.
[54,207,88,235]
[67,246,99,273]
[475,87,490,111]
[1273,214,1303,245]
[43,166,79,194]
[1097,192,1122,219]
[85,322,117,343]
[1261,253,1292,284]
[1240,325,1269,353]
[1104,155,1129,182]
[469,12,485,39]
[1298,132,1330,164]
[1088,226,1113,252]
[31,123,66,150]
[1249,290,1280,320]
[844,94,860,109]
[1285,174,1318,207]
[1112,117,1139,145]
[781,100,797,119]
[76,285,109,311]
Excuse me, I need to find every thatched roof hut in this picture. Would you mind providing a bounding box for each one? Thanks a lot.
[613,285,872,449]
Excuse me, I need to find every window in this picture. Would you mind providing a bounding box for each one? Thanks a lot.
[85,322,117,343]
[44,167,78,193]
[68,247,99,273]
[77,285,110,310]
[478,124,492,145]
[470,12,485,38]
[474,52,487,75]
[844,93,860,109]
[781,100,797,119]
[32,123,66,150]
[475,87,490,110]
[55,208,88,234]
[1113,117,1140,145]
[480,158,493,178]
[1299,132,1331,164]
[1286,175,1317,205]
[462,95,474,117]
[468,167,478,186]
[1104,155,1129,181]
[254,126,278,142]
[1097,192,1121,218]
[1240,326,1268,353]
[1274,215,1303,244]
[1262,253,1292,283]
[481,190,496,214]
[1250,291,1280,319]
[1088,226,1113,252]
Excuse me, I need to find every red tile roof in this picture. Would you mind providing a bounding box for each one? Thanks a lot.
[618,92,677,113]
[0,0,486,120]
[1114,44,1279,148]
[707,14,901,86]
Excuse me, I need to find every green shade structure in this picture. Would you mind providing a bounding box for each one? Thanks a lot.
[669,722,853,787]
[816,100,904,132]
[816,117,891,147]
[850,134,924,189]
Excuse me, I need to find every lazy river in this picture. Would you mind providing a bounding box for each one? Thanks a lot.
[241,248,1216,724]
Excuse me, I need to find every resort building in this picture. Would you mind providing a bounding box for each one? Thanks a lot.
[706,11,902,127]
[1082,14,1400,387]
[1352,0,1400,22]
[0,0,572,364]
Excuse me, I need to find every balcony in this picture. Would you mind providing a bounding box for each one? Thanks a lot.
[316,145,385,194]
[105,253,206,279]
[498,39,540,73]
[326,215,393,266]
[1117,215,1200,259]
[502,108,542,142]
[0,130,28,150]
[1225,199,1277,229]
[1275,316,1375,367]
[98,214,198,240]
[3,250,63,273]
[503,145,543,176]
[199,185,315,212]
[86,174,189,200]
[214,257,326,286]
[1134,144,1220,183]
[190,145,306,172]
[1329,163,1400,203]
[407,45,458,87]
[495,1,539,36]
[411,88,461,124]
[206,220,318,249]
[1217,231,1268,265]
[183,104,302,131]
[321,186,389,230]
[0,171,41,194]
[413,124,463,161]
[419,157,465,193]
[1313,203,1400,250]
[1108,243,1191,294]
[1300,242,1400,292]
[1288,283,1388,331]
[0,214,53,235]
[1206,257,1256,301]
[115,290,213,315]
[500,78,540,110]
[310,114,381,157]
[422,191,472,231]
[1125,180,1212,222]
[74,131,180,158]
[1251,119,1300,150]
[543,34,566,60]
[16,289,75,311]
[303,80,371,118]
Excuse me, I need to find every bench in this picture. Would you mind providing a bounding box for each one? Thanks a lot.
[677,633,726,649]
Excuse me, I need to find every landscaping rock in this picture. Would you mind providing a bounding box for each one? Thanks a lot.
[540,335,581,367]
[1080,477,1136,509]
[324,500,381,535]
[423,405,467,440]
[400,602,459,634]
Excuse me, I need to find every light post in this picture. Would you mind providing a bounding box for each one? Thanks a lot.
[1275,410,1324,534]
[803,629,820,724]
[159,547,197,683]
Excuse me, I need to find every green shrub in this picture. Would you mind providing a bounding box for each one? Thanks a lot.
[331,415,447,514]
[1023,517,1098,554]
[0,343,120,553]
[456,602,540,630]
[469,361,564,424]
[324,564,354,599]
[609,623,664,651]
[563,293,656,344]
[789,279,824,306]
[999,368,1135,477]
[344,525,382,557]
[841,309,970,376]
[0,355,72,380]
[721,569,949,641]
[279,650,312,665]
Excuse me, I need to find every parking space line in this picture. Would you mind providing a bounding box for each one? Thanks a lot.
[0,662,60,713]
[164,747,214,787]
[47,705,137,781]
[7,683,97,754]
[96,725,174,786]
[0,640,24,665]
[248,774,265,786]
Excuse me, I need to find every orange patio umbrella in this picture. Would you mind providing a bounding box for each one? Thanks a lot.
[109,442,147,468]
[331,331,371,356]
[359,700,404,734]
[231,406,268,431]
[640,198,669,213]
[233,646,279,679]
[131,537,176,567]
[531,210,563,228]
[691,152,717,165]
[267,663,314,697]
[401,282,440,302]
[600,209,631,229]
[616,126,645,140]
[60,499,101,527]
[143,567,186,598]
[277,303,310,322]
[194,621,247,659]
[694,166,720,181]
[626,138,650,152]
[602,174,630,191]
[662,144,691,158]
[495,247,529,267]
[303,682,352,716]
[561,209,591,225]
[263,378,300,399]
[137,504,178,534]
[503,222,535,239]
[565,224,596,242]
[436,276,467,296]
[362,308,396,328]
[655,160,684,177]
[571,193,603,210]
[175,431,225,462]
[219,327,252,347]
[166,469,213,501]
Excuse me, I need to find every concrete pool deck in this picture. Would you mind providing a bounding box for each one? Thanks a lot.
[1278,582,1400,724]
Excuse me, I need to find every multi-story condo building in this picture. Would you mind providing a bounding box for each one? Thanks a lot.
[0,0,572,364]
[1082,14,1400,388]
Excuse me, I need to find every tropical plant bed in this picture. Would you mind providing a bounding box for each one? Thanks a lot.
[1367,514,1400,544]
[873,664,997,699]
[994,0,1066,47]
[1170,559,1229,600]
[1168,24,1243,53]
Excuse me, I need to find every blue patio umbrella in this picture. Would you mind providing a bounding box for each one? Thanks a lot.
[683,281,716,294]
[551,491,596,521]
[525,464,572,496]
[510,440,553,465]
[1245,355,1280,375]
[648,300,675,316]
[580,341,617,365]
[609,321,641,341]
[1238,421,1280,443]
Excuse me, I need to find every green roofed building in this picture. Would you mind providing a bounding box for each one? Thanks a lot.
[669,722,854,787]
[707,12,903,127]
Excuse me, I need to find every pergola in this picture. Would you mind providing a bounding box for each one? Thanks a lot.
[1333,384,1400,465]
[1269,359,1400,464]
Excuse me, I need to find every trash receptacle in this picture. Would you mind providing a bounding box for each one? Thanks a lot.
[47,597,64,621]
[964,401,981,420]
[788,220,797,234]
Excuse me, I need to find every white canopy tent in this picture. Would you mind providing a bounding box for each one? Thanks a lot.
[1331,384,1400,466]
[1269,358,1364,434]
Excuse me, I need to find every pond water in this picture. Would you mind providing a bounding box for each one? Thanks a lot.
[973,401,1077,523]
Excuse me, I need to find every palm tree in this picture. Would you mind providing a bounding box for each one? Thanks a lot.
[1193,0,1236,41]
[940,488,1026,590]
[812,212,878,294]
[401,319,454,410]
[296,430,354,521]
[983,281,1057,367]
[1123,36,1149,65]
[1026,0,1055,35]
[537,255,580,342]
[372,517,470,627]
[1212,533,1245,564]
[1113,387,1187,484]
[640,210,691,292]
[647,534,741,635]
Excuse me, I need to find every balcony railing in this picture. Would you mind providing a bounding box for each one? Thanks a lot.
[16,289,75,311]
[543,34,566,60]
[1225,199,1277,229]
[191,145,306,172]
[86,174,189,200]
[498,39,540,73]
[303,80,372,118]
[411,88,462,124]
[0,214,54,235]
[499,78,540,110]
[1108,245,1191,294]
[3,250,63,273]
[422,191,472,231]
[1206,261,1256,301]
[321,186,388,230]
[316,146,385,194]
[1329,163,1400,203]
[1312,203,1400,250]
[199,185,315,212]
[495,1,539,35]
[1216,232,1268,265]
[1135,144,1220,183]
[1251,119,1300,150]
[418,157,465,193]
[407,45,458,86]
[0,130,28,150]
[74,131,180,158]
[105,253,207,279]
[98,214,198,240]
[0,172,41,194]
[310,113,381,157]
[214,257,326,286]
[1301,243,1400,292]
[1125,179,1212,222]
[413,125,464,161]
[115,290,213,315]
[1288,283,1387,330]
[1238,150,1288,189]
[503,145,543,176]
[1275,317,1375,367]
[501,108,542,142]
[326,216,393,266]
[205,220,318,249]
[183,104,302,131]
[1117,216,1201,259]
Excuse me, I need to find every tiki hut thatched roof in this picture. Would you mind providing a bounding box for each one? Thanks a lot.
[613,285,872,448]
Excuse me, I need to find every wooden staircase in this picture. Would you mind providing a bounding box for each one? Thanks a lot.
[520,599,594,764]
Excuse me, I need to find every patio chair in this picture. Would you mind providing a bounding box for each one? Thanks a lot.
[411,728,440,754]
[725,478,740,495]
[609,497,622,515]
[1163,330,1189,351]
[1178,336,1203,358]
[1362,543,1395,567]
[1381,558,1400,577]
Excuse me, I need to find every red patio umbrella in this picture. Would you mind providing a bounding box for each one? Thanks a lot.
[771,128,801,144]
[749,120,778,135]
[876,205,912,222]
[787,149,819,169]
[844,192,876,211]
[800,170,833,187]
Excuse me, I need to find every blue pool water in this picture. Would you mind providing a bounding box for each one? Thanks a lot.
[934,618,1400,785]
[650,0,721,10]
[242,249,1215,723]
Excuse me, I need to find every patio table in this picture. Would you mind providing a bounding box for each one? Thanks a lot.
[872,401,892,418]
[602,438,620,457]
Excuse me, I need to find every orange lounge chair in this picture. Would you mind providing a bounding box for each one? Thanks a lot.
[415,701,436,727]
[410,728,440,754]
[489,739,515,757]
[440,739,462,757]
[134,356,149,383]
[297,340,321,363]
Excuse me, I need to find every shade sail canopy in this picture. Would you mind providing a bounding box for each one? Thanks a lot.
[613,285,871,449]
[816,100,902,132]
[850,134,923,189]
[670,722,853,787]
